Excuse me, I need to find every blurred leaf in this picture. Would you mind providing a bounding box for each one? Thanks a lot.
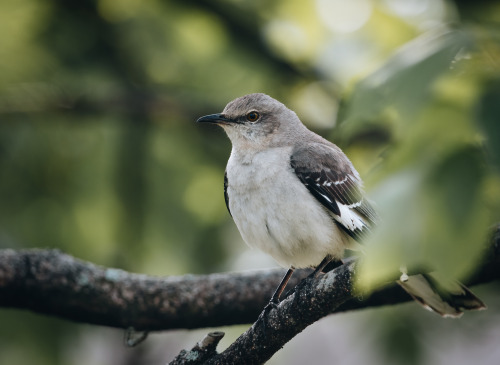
[421,147,489,277]
[343,28,474,134]
[427,146,484,228]
[477,79,500,172]
[358,146,490,291]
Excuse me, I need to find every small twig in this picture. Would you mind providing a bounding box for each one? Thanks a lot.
[170,332,225,365]
[124,327,149,347]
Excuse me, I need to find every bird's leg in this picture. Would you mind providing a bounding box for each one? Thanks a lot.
[286,255,335,306]
[310,255,334,277]
[257,267,294,329]
[266,267,294,309]
[321,257,344,273]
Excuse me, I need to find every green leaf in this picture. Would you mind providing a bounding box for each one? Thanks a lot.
[343,28,474,131]
[358,146,490,291]
[477,80,500,172]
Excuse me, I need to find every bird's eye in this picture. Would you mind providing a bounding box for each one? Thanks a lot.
[246,111,260,122]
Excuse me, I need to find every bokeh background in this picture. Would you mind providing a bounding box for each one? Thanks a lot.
[1,0,500,364]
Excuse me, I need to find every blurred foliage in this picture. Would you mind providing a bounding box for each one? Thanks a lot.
[0,0,499,364]
[351,27,500,289]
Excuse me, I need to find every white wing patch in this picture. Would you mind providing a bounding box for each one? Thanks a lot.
[335,202,367,232]
[318,192,333,204]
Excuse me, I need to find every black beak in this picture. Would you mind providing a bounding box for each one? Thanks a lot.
[196,113,233,124]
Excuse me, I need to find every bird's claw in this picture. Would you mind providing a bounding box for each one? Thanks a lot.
[257,299,279,333]
[290,276,311,307]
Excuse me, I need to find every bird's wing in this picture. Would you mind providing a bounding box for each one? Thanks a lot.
[290,143,377,242]
[224,170,231,217]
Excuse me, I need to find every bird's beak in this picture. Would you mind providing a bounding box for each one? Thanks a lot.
[196,113,233,125]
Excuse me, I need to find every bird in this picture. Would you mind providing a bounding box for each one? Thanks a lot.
[197,93,486,318]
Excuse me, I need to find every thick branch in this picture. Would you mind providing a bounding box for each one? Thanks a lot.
[0,249,305,330]
[205,261,357,365]
[172,226,500,364]
[0,226,499,333]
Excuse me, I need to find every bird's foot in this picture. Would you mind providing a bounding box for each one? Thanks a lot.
[288,263,338,305]
[322,259,344,273]
[257,298,279,333]
[289,275,315,308]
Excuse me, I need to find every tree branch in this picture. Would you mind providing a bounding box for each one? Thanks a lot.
[171,225,500,364]
[0,226,499,364]
[0,248,304,330]
[206,260,358,364]
[0,225,499,334]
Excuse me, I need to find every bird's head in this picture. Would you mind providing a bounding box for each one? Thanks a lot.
[197,93,306,149]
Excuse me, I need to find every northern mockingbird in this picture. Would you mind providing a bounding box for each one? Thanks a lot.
[197,93,485,317]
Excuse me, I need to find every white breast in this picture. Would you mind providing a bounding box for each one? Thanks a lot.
[226,147,349,268]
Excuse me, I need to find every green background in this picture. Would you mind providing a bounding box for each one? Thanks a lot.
[1,0,499,364]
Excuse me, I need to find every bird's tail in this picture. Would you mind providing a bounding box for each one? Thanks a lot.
[397,273,486,318]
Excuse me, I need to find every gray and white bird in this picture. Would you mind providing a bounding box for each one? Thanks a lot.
[197,93,485,317]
